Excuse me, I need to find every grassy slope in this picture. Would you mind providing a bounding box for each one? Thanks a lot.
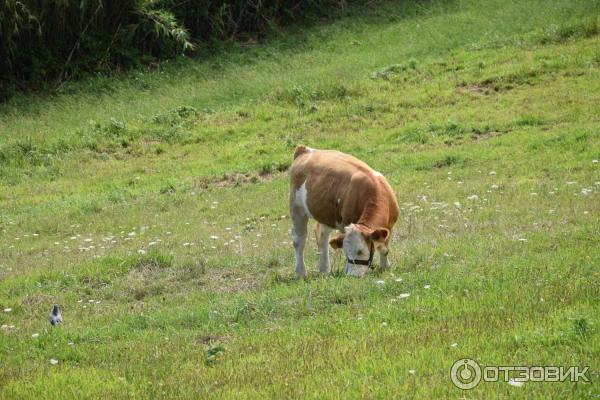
[1,0,599,398]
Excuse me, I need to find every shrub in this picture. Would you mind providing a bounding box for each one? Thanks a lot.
[0,0,359,99]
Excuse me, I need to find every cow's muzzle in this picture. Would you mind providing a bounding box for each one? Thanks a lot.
[346,241,375,269]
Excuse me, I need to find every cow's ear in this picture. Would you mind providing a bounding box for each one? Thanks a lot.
[370,228,390,243]
[329,234,345,249]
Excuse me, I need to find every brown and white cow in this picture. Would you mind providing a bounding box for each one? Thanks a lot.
[289,145,400,277]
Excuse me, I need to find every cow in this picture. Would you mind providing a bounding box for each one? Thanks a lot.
[289,145,400,277]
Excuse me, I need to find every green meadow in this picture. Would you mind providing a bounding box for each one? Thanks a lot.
[1,0,599,398]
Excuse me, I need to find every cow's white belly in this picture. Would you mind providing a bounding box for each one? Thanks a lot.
[294,180,313,218]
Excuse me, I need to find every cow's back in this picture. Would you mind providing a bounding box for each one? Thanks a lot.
[290,146,389,228]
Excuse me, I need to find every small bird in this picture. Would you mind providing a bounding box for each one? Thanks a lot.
[49,304,62,326]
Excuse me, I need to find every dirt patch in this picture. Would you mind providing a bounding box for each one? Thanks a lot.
[195,334,232,345]
[457,80,516,94]
[111,260,267,302]
[201,267,263,294]
[194,170,286,189]
[458,84,493,95]
[471,130,505,141]
[21,294,54,307]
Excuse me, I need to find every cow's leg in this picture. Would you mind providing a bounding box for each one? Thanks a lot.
[379,248,389,270]
[291,207,308,277]
[317,224,331,274]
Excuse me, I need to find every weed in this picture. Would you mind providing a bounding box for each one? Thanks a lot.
[205,345,226,366]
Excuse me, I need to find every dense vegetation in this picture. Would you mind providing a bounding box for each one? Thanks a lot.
[0,0,599,398]
[0,0,353,99]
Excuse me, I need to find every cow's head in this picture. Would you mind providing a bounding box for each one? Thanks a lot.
[329,223,389,276]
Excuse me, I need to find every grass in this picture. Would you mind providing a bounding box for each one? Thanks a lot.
[1,0,600,398]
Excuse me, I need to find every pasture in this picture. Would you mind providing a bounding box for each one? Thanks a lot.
[1,0,599,398]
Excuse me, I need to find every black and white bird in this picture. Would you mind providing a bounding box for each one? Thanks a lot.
[49,304,62,326]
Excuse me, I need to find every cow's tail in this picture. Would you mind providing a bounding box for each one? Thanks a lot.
[293,145,310,160]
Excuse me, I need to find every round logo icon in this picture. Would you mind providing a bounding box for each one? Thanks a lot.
[451,358,482,389]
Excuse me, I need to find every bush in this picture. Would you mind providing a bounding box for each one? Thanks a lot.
[0,0,357,100]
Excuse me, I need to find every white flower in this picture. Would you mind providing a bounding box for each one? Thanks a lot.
[3,308,12,313]
[398,293,410,299]
[376,280,385,285]
[32,333,39,338]
[423,285,431,289]
[408,370,416,375]
[395,277,403,282]
[210,235,219,240]
[137,249,146,255]
[593,159,598,163]
[489,171,496,175]
[380,322,388,327]
[50,359,59,365]
[508,379,524,387]
[450,342,458,348]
